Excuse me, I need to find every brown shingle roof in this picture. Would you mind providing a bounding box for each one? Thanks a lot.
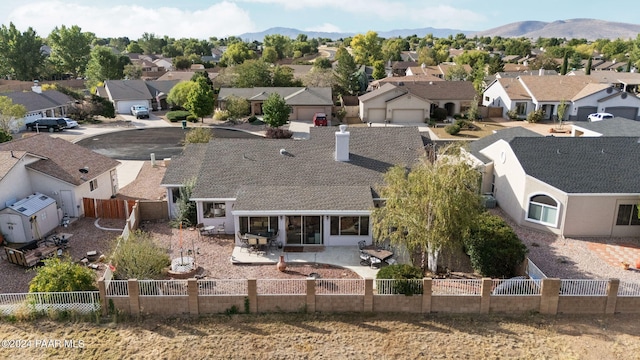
[496,78,531,101]
[518,75,596,101]
[0,135,120,186]
[0,151,26,181]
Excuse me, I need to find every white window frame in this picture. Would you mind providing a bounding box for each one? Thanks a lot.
[89,179,98,192]
[525,193,559,227]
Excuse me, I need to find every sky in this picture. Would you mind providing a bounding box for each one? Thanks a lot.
[1,0,639,40]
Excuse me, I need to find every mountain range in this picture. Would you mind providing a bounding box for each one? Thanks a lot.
[238,19,640,42]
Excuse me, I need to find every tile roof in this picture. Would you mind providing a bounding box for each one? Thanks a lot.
[3,90,73,112]
[572,117,640,136]
[0,134,120,186]
[510,136,640,194]
[162,127,426,208]
[470,127,541,163]
[234,185,374,211]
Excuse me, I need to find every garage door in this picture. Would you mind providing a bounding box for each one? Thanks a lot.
[576,106,597,122]
[605,106,638,120]
[116,100,148,114]
[392,109,424,123]
[367,108,386,122]
[296,107,326,121]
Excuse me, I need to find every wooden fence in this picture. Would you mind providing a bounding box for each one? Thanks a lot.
[83,198,136,219]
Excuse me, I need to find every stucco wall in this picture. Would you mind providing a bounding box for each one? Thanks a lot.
[0,156,37,211]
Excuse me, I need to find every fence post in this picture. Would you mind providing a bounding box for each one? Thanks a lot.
[247,279,257,313]
[128,279,140,315]
[480,278,492,313]
[422,278,432,313]
[539,278,561,315]
[306,278,316,313]
[97,277,108,316]
[605,278,620,314]
[364,278,373,312]
[188,278,199,315]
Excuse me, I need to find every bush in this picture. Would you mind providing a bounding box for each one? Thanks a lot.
[444,124,461,135]
[248,115,258,123]
[265,127,293,139]
[432,107,448,121]
[526,109,543,123]
[183,127,212,144]
[506,109,518,120]
[463,212,528,278]
[166,110,191,122]
[186,115,198,123]
[0,129,12,143]
[213,109,230,121]
[110,230,171,280]
[376,264,424,296]
[454,119,470,128]
[29,257,97,292]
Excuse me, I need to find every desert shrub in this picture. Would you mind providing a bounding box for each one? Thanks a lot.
[110,230,171,280]
[526,109,544,123]
[463,212,528,278]
[183,127,213,144]
[454,119,470,128]
[506,109,518,119]
[376,264,424,295]
[432,107,448,121]
[166,110,191,122]
[0,129,12,143]
[29,257,97,292]
[186,115,198,123]
[265,127,293,139]
[213,109,230,121]
[444,124,461,135]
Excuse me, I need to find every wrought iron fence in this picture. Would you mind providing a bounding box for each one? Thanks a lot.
[198,280,248,296]
[139,280,188,296]
[492,279,541,296]
[618,281,640,297]
[432,279,482,296]
[106,280,129,297]
[559,279,608,296]
[375,279,423,295]
[257,279,307,295]
[315,279,365,295]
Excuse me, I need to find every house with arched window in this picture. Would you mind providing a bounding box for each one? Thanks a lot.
[466,127,640,237]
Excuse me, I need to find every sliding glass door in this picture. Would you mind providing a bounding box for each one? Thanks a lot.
[285,216,322,245]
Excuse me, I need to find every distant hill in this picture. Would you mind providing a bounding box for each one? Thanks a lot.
[473,19,640,41]
[237,19,640,42]
[237,27,469,42]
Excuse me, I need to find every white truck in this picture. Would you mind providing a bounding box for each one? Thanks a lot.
[130,105,150,119]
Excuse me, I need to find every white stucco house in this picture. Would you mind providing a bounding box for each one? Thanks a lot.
[0,135,120,220]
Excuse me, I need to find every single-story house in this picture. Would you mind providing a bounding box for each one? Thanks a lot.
[102,79,181,113]
[217,87,333,121]
[0,134,120,219]
[161,126,428,247]
[483,75,640,121]
[358,81,477,124]
[466,127,640,237]
[2,82,75,132]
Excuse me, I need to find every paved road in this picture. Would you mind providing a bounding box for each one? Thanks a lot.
[75,127,261,160]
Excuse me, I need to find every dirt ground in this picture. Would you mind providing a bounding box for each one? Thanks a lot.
[0,312,639,359]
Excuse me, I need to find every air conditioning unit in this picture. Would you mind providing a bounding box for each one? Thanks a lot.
[481,194,497,209]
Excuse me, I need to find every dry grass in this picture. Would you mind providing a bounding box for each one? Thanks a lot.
[1,313,639,359]
[429,121,507,139]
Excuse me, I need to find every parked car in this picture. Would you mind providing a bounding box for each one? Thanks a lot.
[587,112,614,122]
[313,112,328,126]
[62,117,79,129]
[130,105,150,119]
[26,118,67,132]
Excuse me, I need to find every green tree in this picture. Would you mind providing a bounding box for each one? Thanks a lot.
[29,257,97,292]
[0,96,27,133]
[225,95,250,119]
[463,212,528,278]
[234,59,272,87]
[560,52,569,75]
[47,25,93,77]
[313,57,332,70]
[271,65,301,87]
[372,60,386,80]
[110,230,170,279]
[350,31,383,65]
[261,46,278,64]
[167,81,196,109]
[302,68,336,88]
[138,32,164,55]
[173,56,192,70]
[126,42,143,54]
[334,46,360,95]
[219,41,254,66]
[262,92,291,128]
[372,146,483,272]
[185,77,214,122]
[487,55,504,74]
[381,38,404,62]
[0,129,11,143]
[556,99,568,129]
[86,46,130,88]
[0,23,46,81]
[445,64,469,81]
[123,63,143,79]
[263,34,292,60]
[586,57,592,75]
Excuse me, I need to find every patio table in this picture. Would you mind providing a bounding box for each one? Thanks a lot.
[361,248,394,262]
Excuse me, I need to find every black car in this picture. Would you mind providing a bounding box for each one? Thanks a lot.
[26,118,67,132]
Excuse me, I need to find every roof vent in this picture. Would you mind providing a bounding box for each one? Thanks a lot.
[279,148,287,155]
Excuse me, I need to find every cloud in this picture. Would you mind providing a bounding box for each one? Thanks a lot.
[304,23,342,33]
[7,1,256,39]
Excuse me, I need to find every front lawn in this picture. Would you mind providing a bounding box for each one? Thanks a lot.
[430,121,506,139]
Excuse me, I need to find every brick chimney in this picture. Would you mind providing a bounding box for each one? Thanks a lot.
[335,124,350,161]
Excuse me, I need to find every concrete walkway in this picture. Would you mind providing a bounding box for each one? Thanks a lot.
[231,246,380,279]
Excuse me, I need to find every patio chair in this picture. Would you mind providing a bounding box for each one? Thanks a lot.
[237,232,250,252]
[358,240,366,250]
[359,251,371,266]
[268,231,280,249]
[370,256,382,269]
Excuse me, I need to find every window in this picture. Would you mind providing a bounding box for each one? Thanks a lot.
[616,204,640,226]
[330,216,369,236]
[515,102,527,116]
[89,179,98,191]
[239,216,279,234]
[526,194,558,226]
[203,202,225,218]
